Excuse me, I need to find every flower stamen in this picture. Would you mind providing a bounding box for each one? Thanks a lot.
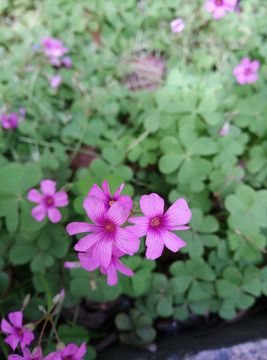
[105,222,115,232]
[150,217,161,227]
[109,200,115,206]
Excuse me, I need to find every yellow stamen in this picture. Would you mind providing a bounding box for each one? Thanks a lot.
[150,217,161,227]
[109,200,115,206]
[105,222,115,231]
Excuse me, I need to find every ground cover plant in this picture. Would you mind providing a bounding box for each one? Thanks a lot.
[0,0,267,358]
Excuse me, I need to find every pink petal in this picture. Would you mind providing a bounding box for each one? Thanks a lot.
[213,7,226,19]
[114,257,134,277]
[88,184,108,203]
[22,347,32,357]
[31,204,47,222]
[105,262,118,286]
[21,330,34,346]
[32,348,43,359]
[140,193,165,218]
[204,1,215,12]
[62,343,79,357]
[163,198,192,227]
[40,180,56,195]
[241,58,251,67]
[47,207,62,223]
[114,228,140,255]
[8,312,22,328]
[83,196,106,225]
[117,195,133,210]
[1,115,10,129]
[4,334,20,352]
[160,229,187,253]
[27,189,43,203]
[145,230,164,260]
[127,216,149,237]
[1,318,14,334]
[233,65,244,76]
[74,231,104,252]
[113,183,125,199]
[106,202,129,226]
[64,261,81,268]
[8,355,23,360]
[246,73,258,83]
[66,222,97,235]
[236,74,246,85]
[102,180,112,198]
[53,191,68,207]
[76,342,87,358]
[43,351,61,360]
[78,252,100,271]
[224,0,236,11]
[92,238,113,269]
[250,60,260,71]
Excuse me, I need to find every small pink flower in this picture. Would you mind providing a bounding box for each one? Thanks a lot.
[28,179,68,223]
[61,57,72,68]
[128,194,191,260]
[42,38,69,58]
[205,0,236,19]
[44,342,86,360]
[8,347,43,360]
[49,57,61,67]
[88,180,133,211]
[219,123,229,136]
[233,58,260,85]
[1,312,34,352]
[49,74,61,89]
[64,261,81,269]
[66,197,140,269]
[1,113,19,130]
[170,18,185,34]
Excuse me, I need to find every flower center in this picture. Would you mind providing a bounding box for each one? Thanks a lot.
[105,222,115,232]
[109,200,115,206]
[215,0,223,5]
[150,217,161,227]
[245,67,252,75]
[18,329,23,336]
[45,196,54,206]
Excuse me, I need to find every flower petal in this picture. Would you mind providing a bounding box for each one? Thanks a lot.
[113,183,124,199]
[114,228,140,255]
[40,180,56,196]
[160,229,187,253]
[83,196,106,225]
[78,252,100,271]
[7,355,23,360]
[31,204,47,222]
[236,74,246,85]
[140,193,165,218]
[246,73,258,83]
[145,230,164,260]
[127,216,149,237]
[47,207,62,223]
[66,222,97,235]
[62,343,79,357]
[74,231,104,252]
[117,195,133,210]
[53,191,68,207]
[163,198,192,227]
[4,334,21,352]
[114,257,134,277]
[92,238,113,269]
[233,65,243,76]
[250,60,260,72]
[27,189,43,203]
[1,318,14,334]
[76,342,87,358]
[168,226,191,230]
[102,180,112,198]
[241,58,251,67]
[213,7,226,19]
[8,312,23,328]
[204,1,215,12]
[105,262,118,286]
[88,184,108,203]
[106,202,129,226]
[21,330,34,347]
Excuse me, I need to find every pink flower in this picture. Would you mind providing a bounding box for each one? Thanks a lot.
[219,123,229,136]
[27,179,68,223]
[8,347,42,360]
[66,197,140,269]
[49,57,61,67]
[88,180,132,211]
[205,0,236,19]
[170,18,185,34]
[128,194,191,260]
[79,248,134,286]
[44,342,86,360]
[42,38,69,58]
[64,261,81,268]
[49,74,61,89]
[1,312,34,352]
[61,57,72,68]
[1,113,19,130]
[233,58,260,85]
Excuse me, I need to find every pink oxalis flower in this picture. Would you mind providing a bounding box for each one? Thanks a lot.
[170,18,185,34]
[28,179,68,223]
[219,123,229,136]
[89,180,133,211]
[1,312,34,352]
[44,342,86,360]
[42,38,69,59]
[66,196,140,270]
[49,74,62,89]
[233,58,260,85]
[61,57,72,68]
[205,0,236,19]
[1,113,19,130]
[8,347,42,360]
[128,194,192,260]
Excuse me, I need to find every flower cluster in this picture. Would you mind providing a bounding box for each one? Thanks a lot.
[66,181,192,286]
[1,107,26,130]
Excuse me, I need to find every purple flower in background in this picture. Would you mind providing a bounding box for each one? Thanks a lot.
[1,312,34,352]
[219,123,229,136]
[44,342,86,360]
[28,179,68,223]
[64,261,81,269]
[1,113,19,130]
[8,347,42,360]
[128,194,191,260]
[49,57,61,67]
[42,38,69,58]
[49,74,61,89]
[233,58,260,85]
[61,57,72,68]
[19,107,26,119]
[205,0,236,19]
[32,44,40,52]
[170,18,185,34]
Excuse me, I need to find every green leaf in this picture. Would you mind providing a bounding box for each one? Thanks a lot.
[190,137,218,156]
[0,163,22,196]
[197,92,218,113]
[158,154,183,174]
[9,244,35,265]
[115,313,133,330]
[136,327,156,343]
[173,305,189,320]
[216,279,238,298]
[102,147,124,166]
[187,281,210,301]
[58,324,89,345]
[152,274,168,291]
[156,295,173,317]
[167,277,191,295]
